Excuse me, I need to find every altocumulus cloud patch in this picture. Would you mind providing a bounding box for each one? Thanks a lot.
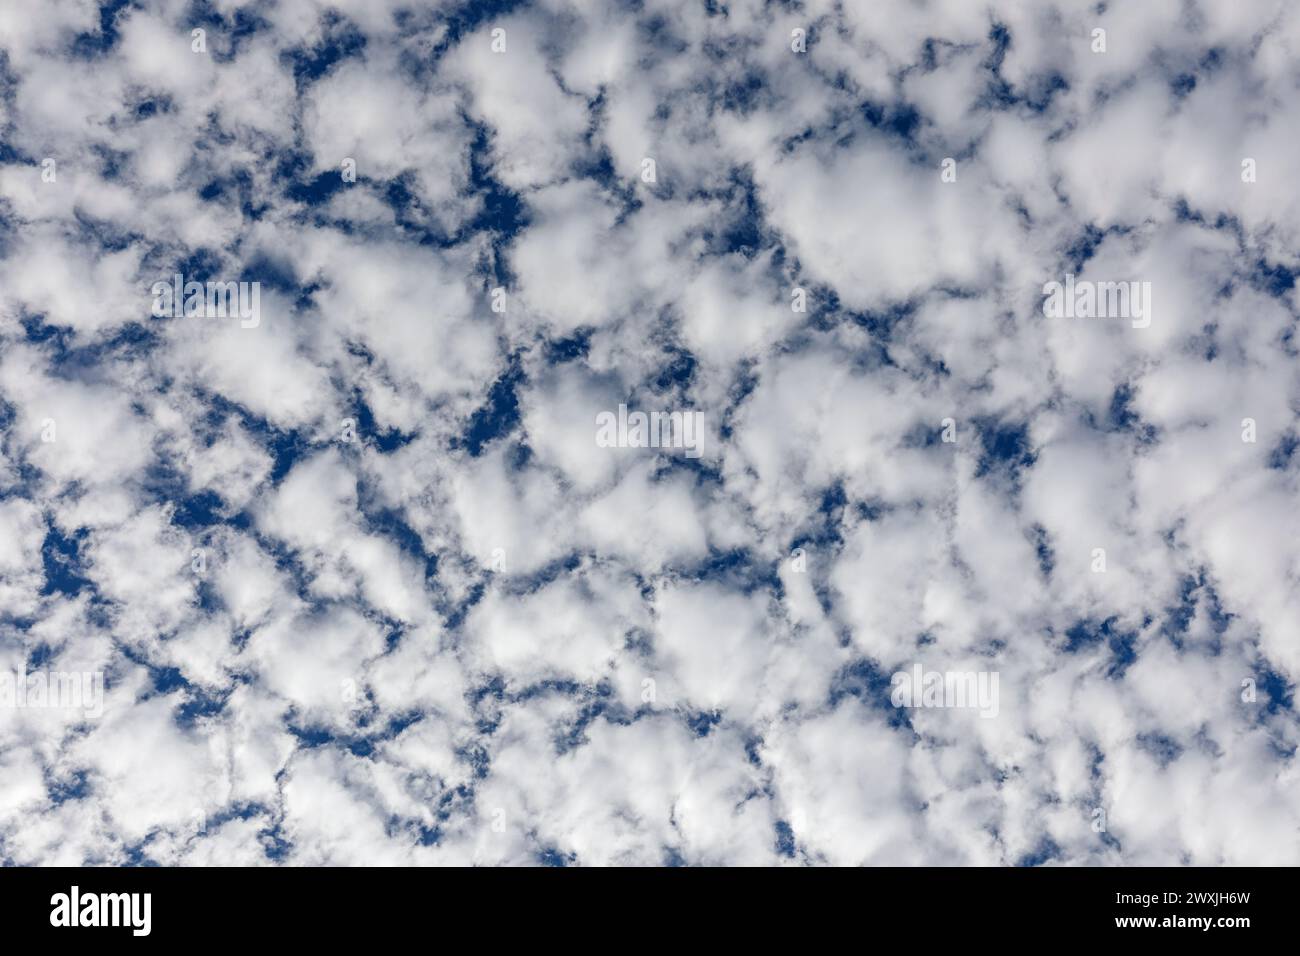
[0,0,1297,868]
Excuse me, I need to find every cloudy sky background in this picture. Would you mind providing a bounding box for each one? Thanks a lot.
[1,0,1298,865]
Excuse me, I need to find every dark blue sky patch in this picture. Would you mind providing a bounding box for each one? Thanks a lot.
[36,321,162,379]
[377,172,460,247]
[677,547,783,598]
[573,88,642,212]
[117,645,236,729]
[461,119,531,284]
[829,658,913,730]
[637,12,690,60]
[183,0,270,62]
[918,37,945,72]
[200,166,267,220]
[414,821,442,846]
[973,417,1036,481]
[457,741,492,779]
[286,722,351,752]
[495,552,582,596]
[0,200,19,261]
[26,642,55,669]
[139,657,187,695]
[1061,224,1106,272]
[1251,257,1296,299]
[900,420,947,450]
[710,167,769,257]
[1162,574,1197,649]
[1108,382,1139,431]
[537,845,576,867]
[985,22,1011,74]
[72,207,138,253]
[103,321,162,358]
[143,665,184,697]
[846,300,916,346]
[1268,431,1297,470]
[424,0,529,62]
[505,440,532,472]
[545,329,592,363]
[1191,724,1224,760]
[356,495,437,582]
[21,313,74,354]
[189,800,274,842]
[90,143,131,183]
[47,768,92,805]
[685,709,722,737]
[454,357,524,457]
[173,489,225,529]
[1170,73,1196,98]
[1105,629,1138,679]
[716,361,759,442]
[1097,382,1158,443]
[1060,617,1140,678]
[1163,46,1224,101]
[177,393,298,502]
[280,10,366,87]
[1162,572,1231,652]
[0,139,32,167]
[1062,616,1113,653]
[651,343,697,392]
[259,818,293,862]
[1175,197,1201,226]
[1136,732,1183,768]
[555,684,625,753]
[284,166,347,207]
[173,246,226,284]
[786,480,850,563]
[140,455,228,529]
[1199,577,1233,637]
[795,281,843,332]
[1014,836,1062,867]
[774,819,797,858]
[1030,523,1054,579]
[69,0,133,58]
[118,841,160,867]
[859,97,925,147]
[349,389,418,453]
[573,144,641,222]
[1021,71,1070,113]
[40,523,94,598]
[266,426,315,484]
[720,69,771,117]
[647,453,724,489]
[194,576,224,615]
[439,580,486,633]
[468,674,507,722]
[1255,665,1294,716]
[975,21,1071,113]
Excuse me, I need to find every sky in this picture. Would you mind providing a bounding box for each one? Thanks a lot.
[0,0,1298,866]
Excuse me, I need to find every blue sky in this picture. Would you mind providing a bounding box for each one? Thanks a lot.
[0,0,1297,866]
